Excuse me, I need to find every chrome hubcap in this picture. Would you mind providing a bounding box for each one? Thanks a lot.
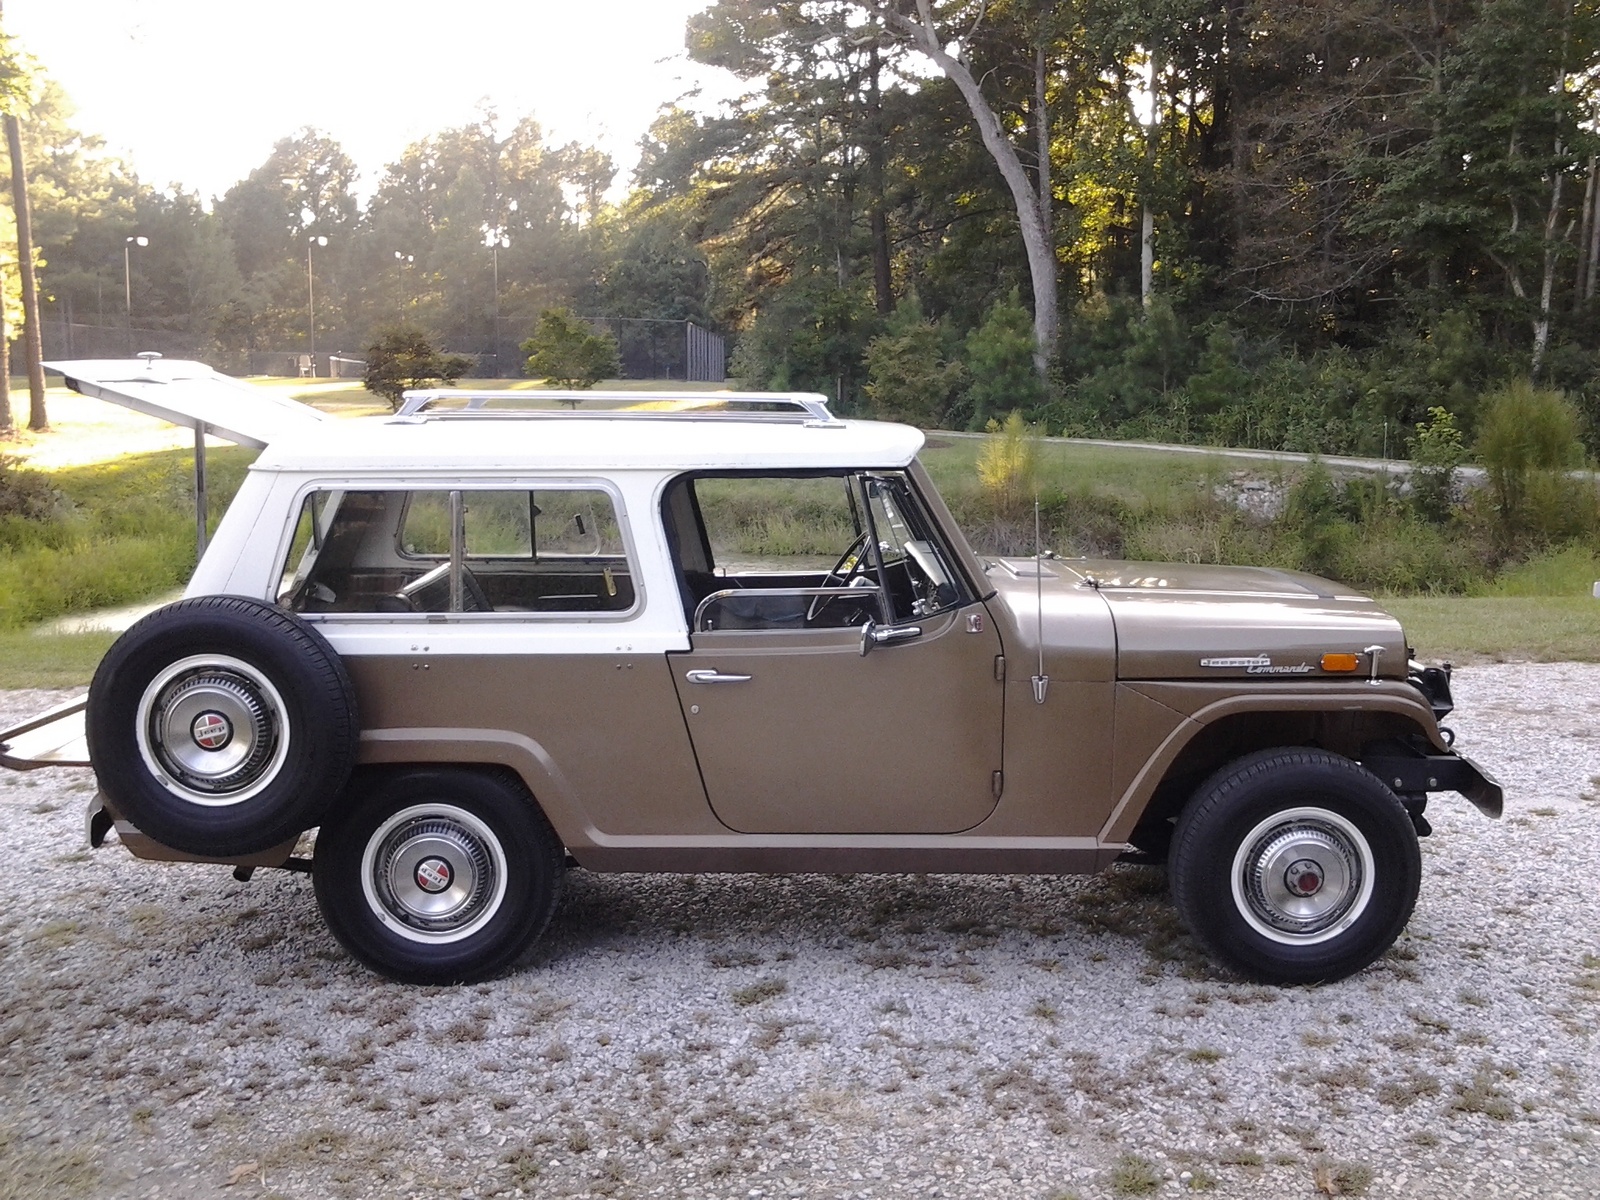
[135,655,289,806]
[1230,807,1375,945]
[361,805,507,944]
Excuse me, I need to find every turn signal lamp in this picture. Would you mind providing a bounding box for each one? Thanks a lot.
[1320,652,1361,673]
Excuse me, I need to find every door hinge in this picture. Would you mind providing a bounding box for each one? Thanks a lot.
[991,770,1004,800]
[993,654,1006,683]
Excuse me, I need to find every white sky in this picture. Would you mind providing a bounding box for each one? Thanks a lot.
[6,0,747,203]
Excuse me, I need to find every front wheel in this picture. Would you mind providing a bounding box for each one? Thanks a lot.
[313,768,565,984]
[1169,748,1420,985]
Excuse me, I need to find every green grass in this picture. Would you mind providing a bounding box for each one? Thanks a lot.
[0,630,117,689]
[1387,596,1600,663]
[0,446,255,631]
[1470,545,1600,597]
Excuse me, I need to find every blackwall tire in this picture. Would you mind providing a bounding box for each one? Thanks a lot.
[1169,748,1421,985]
[86,596,358,857]
[312,768,565,985]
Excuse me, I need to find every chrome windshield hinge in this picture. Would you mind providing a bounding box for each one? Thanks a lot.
[992,770,1004,800]
[994,655,1006,683]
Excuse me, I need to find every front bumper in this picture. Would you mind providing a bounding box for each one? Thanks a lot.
[1361,743,1503,818]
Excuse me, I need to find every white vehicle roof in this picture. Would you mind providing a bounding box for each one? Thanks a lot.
[252,412,925,474]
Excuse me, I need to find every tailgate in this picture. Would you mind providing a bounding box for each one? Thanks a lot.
[0,696,90,770]
[44,357,328,449]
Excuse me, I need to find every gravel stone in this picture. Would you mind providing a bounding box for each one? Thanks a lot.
[0,664,1596,1199]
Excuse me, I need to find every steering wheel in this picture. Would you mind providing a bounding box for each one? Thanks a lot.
[806,530,874,623]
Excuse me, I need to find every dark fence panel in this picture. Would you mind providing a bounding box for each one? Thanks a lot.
[35,315,726,383]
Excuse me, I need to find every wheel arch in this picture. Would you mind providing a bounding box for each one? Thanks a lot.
[1101,689,1444,847]
[353,727,588,850]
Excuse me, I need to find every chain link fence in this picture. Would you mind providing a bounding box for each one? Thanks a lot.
[38,315,726,383]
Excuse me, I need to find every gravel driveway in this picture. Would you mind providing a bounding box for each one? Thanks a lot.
[1,664,1596,1200]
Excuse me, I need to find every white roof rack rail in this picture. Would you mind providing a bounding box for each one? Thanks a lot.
[394,389,840,426]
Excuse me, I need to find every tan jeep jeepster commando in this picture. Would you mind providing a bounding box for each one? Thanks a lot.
[1,359,1502,987]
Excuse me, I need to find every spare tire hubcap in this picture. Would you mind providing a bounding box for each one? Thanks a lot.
[135,655,290,806]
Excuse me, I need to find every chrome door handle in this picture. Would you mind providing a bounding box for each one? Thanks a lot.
[685,669,753,684]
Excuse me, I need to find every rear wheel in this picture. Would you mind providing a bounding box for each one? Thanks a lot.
[1169,748,1420,985]
[313,768,564,984]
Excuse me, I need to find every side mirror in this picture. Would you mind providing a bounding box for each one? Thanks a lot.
[859,619,923,656]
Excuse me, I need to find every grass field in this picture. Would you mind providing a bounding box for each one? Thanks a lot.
[1386,596,1600,663]
[0,630,117,689]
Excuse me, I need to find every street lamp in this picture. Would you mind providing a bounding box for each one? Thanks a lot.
[484,227,509,371]
[307,235,328,364]
[393,250,413,319]
[123,236,149,340]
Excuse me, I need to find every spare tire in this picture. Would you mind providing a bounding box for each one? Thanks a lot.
[87,596,359,857]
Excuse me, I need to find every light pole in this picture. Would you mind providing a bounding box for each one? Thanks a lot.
[393,250,413,320]
[124,235,148,351]
[484,227,509,371]
[307,235,328,365]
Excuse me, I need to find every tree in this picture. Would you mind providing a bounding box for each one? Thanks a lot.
[864,294,966,425]
[521,308,619,398]
[880,0,1060,375]
[363,327,471,411]
[0,25,43,428]
[965,291,1043,427]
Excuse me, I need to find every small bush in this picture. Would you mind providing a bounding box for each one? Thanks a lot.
[522,308,620,396]
[1108,1154,1162,1196]
[0,454,59,522]
[364,327,471,411]
[1475,545,1600,596]
[731,978,788,1007]
[977,411,1041,519]
[1408,407,1466,522]
[864,296,966,426]
[1474,382,1587,535]
[965,290,1043,427]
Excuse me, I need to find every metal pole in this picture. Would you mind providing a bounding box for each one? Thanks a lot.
[194,423,208,561]
[123,242,132,356]
[307,241,316,360]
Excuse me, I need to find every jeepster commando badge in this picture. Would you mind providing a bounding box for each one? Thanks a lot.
[1200,655,1315,675]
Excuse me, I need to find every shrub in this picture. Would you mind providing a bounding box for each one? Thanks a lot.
[364,327,471,411]
[1282,461,1349,579]
[0,453,58,522]
[1474,382,1585,533]
[863,296,966,426]
[521,308,620,398]
[1408,407,1466,522]
[976,411,1040,520]
[965,290,1043,427]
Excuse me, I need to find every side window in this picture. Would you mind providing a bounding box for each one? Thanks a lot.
[692,476,859,573]
[280,486,635,616]
[663,471,966,632]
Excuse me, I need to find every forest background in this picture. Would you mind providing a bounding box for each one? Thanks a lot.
[6,0,1600,451]
[1,0,1600,623]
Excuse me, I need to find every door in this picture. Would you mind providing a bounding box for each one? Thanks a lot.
[671,606,1004,833]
